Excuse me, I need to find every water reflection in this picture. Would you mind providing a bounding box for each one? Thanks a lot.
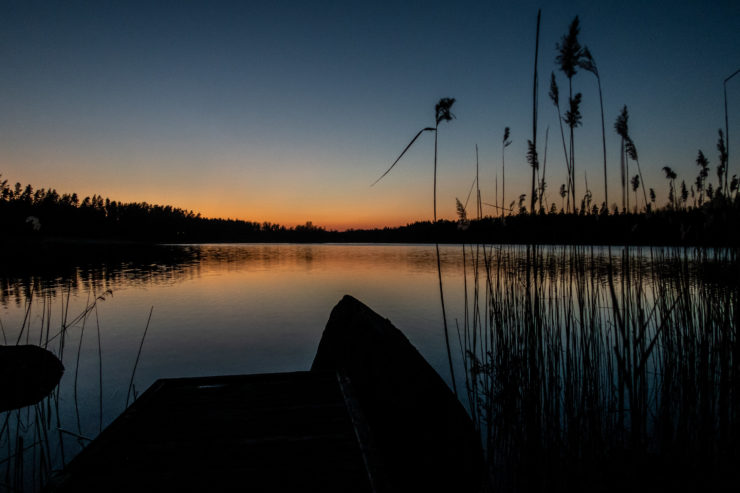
[3,242,733,316]
[0,243,467,307]
[0,243,200,307]
[0,243,735,491]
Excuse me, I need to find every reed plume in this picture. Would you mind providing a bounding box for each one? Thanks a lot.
[615,106,629,212]
[556,16,584,211]
[579,46,609,211]
[695,150,710,206]
[502,127,512,218]
[662,166,677,209]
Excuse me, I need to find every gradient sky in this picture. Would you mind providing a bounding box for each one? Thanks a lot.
[1,0,738,230]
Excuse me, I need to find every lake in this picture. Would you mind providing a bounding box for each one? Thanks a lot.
[1,242,736,491]
[2,243,475,486]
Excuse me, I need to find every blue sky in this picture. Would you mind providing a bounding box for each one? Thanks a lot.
[1,0,738,228]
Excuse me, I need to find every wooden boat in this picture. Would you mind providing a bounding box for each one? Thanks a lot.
[48,295,484,492]
[312,295,484,492]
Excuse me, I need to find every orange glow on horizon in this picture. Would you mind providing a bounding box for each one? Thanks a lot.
[1,157,466,232]
[194,206,435,232]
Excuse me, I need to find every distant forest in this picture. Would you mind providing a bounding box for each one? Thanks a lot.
[1,175,739,246]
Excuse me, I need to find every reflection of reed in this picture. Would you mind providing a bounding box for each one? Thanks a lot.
[0,287,112,490]
[0,287,149,492]
[456,245,739,491]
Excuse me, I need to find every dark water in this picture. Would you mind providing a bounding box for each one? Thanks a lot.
[0,242,731,490]
[2,243,469,381]
[2,243,479,489]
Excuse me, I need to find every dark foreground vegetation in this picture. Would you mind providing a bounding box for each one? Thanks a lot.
[453,244,739,491]
[372,9,740,490]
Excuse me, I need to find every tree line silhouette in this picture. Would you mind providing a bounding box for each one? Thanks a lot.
[2,173,738,246]
[0,176,331,243]
[4,12,738,248]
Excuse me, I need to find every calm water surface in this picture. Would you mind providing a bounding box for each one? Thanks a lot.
[1,244,471,446]
[1,242,729,489]
[0,243,691,416]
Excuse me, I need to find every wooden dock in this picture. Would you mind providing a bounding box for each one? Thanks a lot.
[49,371,383,492]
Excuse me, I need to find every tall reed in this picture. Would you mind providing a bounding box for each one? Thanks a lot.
[375,98,458,395]
[501,127,511,218]
[1,286,153,491]
[555,16,583,212]
[455,244,738,491]
[529,10,541,214]
[579,47,608,211]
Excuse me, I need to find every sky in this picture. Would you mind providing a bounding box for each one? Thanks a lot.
[1,0,738,230]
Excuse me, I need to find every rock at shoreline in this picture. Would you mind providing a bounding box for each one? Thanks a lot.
[0,345,64,412]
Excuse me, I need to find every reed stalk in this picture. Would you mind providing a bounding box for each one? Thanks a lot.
[530,10,541,214]
[126,306,154,408]
[455,243,738,491]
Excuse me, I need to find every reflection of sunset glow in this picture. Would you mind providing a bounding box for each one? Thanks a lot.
[0,244,465,381]
[193,243,467,275]
[0,243,716,433]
